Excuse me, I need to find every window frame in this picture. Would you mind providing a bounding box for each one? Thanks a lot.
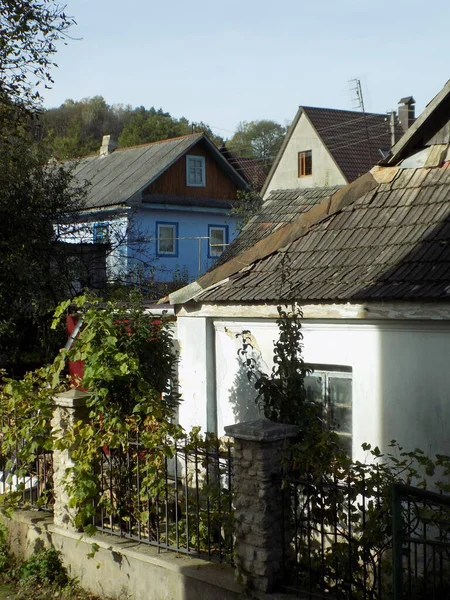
[298,150,312,177]
[208,224,228,258]
[186,155,206,187]
[304,364,352,454]
[93,222,109,244]
[156,221,178,257]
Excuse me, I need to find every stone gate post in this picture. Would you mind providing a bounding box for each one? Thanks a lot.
[51,389,90,530]
[225,418,299,594]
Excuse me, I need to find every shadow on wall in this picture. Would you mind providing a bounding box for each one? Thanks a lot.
[228,357,263,424]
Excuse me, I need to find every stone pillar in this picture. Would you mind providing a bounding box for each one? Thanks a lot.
[51,389,90,530]
[225,418,299,594]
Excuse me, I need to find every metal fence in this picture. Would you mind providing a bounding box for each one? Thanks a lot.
[392,483,450,600]
[93,435,234,564]
[0,414,53,510]
[281,472,388,600]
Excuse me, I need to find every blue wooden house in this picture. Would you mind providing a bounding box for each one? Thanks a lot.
[64,133,249,290]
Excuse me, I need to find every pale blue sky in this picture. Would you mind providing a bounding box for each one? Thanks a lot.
[42,0,450,138]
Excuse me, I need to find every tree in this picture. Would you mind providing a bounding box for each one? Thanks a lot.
[227,120,286,171]
[0,136,88,373]
[0,1,90,373]
[0,0,74,135]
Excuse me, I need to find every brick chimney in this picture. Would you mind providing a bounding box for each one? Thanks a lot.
[99,134,118,157]
[398,97,416,133]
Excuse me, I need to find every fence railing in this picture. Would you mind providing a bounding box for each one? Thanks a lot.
[0,414,53,510]
[392,482,450,600]
[93,435,234,564]
[281,472,388,600]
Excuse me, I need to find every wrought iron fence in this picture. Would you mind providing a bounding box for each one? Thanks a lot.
[93,434,234,564]
[0,413,53,510]
[281,472,389,600]
[392,483,450,600]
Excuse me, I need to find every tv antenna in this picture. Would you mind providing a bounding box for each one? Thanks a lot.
[349,78,373,165]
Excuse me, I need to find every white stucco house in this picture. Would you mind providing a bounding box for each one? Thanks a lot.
[261,100,414,199]
[168,80,450,462]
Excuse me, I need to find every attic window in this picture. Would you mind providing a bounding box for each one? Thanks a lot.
[186,155,206,187]
[298,150,312,177]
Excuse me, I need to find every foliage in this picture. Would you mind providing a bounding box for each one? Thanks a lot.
[0,0,74,134]
[231,189,263,233]
[34,98,223,159]
[0,135,88,373]
[0,539,110,599]
[227,119,286,170]
[49,294,183,530]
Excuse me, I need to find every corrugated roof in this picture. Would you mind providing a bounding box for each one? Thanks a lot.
[194,164,450,304]
[70,133,248,210]
[214,186,341,267]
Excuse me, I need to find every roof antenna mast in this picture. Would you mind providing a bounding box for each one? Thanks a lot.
[349,78,373,165]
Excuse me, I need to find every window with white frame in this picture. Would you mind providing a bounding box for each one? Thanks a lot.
[208,225,228,258]
[304,365,352,455]
[186,155,206,187]
[156,222,178,256]
[93,222,109,243]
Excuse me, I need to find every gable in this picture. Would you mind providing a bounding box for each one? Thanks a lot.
[144,141,240,200]
[264,112,346,197]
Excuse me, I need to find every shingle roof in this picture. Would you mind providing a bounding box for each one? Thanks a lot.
[214,186,341,267]
[70,133,247,210]
[302,106,396,182]
[194,163,450,304]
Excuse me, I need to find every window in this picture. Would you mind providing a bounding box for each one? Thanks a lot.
[93,222,109,243]
[208,225,228,258]
[304,365,352,454]
[156,222,178,257]
[298,150,312,177]
[186,155,206,187]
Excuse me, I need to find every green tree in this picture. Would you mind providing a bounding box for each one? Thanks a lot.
[228,119,286,170]
[0,0,74,135]
[0,136,88,373]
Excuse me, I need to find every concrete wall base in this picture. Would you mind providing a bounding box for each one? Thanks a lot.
[2,511,242,600]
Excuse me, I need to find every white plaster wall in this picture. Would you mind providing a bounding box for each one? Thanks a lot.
[177,315,450,462]
[264,114,347,198]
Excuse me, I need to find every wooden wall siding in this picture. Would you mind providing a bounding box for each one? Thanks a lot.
[145,143,239,199]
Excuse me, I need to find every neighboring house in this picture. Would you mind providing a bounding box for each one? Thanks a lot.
[219,145,267,191]
[61,133,248,289]
[169,80,450,462]
[262,100,412,199]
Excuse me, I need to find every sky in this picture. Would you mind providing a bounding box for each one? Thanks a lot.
[42,0,450,139]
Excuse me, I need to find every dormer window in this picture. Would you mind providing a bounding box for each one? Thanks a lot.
[186,155,206,187]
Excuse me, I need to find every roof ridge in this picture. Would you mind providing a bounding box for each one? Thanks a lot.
[301,105,388,118]
[113,132,204,153]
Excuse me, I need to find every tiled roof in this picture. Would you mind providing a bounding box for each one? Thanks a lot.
[196,164,450,304]
[302,106,398,182]
[142,194,237,209]
[219,147,267,191]
[214,186,341,267]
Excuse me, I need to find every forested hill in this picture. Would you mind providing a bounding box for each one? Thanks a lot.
[33,96,224,160]
[33,96,286,168]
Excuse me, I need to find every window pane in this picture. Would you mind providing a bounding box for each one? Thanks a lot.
[328,377,352,406]
[210,228,225,257]
[305,151,312,175]
[158,225,175,253]
[304,374,324,403]
[331,406,352,434]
